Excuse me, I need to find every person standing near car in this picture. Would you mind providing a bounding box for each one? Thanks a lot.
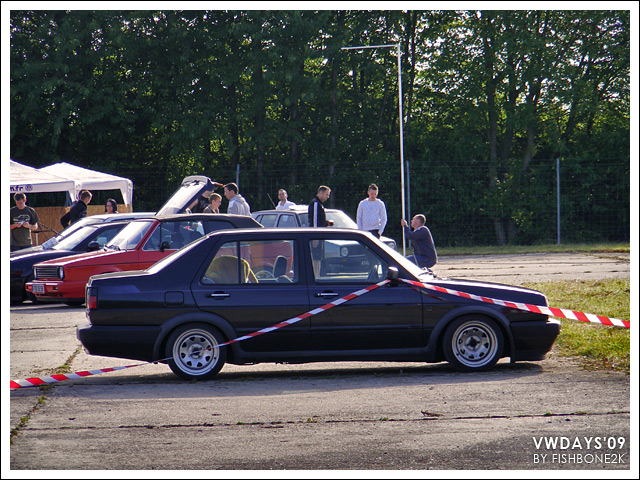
[308,185,331,276]
[356,183,387,239]
[401,214,437,270]
[10,193,40,252]
[60,190,92,228]
[308,185,331,227]
[204,193,222,214]
[104,198,118,214]
[276,189,296,210]
[224,183,251,216]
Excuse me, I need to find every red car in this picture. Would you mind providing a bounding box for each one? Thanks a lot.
[27,214,261,305]
[26,176,261,305]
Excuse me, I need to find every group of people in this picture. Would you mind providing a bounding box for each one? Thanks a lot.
[190,183,251,215]
[196,181,437,271]
[11,181,437,271]
[307,183,438,271]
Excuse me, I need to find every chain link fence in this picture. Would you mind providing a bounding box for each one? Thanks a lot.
[106,156,629,249]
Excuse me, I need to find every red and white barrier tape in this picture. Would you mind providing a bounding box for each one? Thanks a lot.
[400,278,630,329]
[10,280,390,390]
[217,279,390,347]
[10,365,146,390]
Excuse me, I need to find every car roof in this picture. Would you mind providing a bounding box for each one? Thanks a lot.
[206,226,366,237]
[86,212,155,222]
[135,213,262,227]
[252,206,342,215]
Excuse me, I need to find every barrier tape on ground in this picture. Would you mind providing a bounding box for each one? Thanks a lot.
[10,280,390,390]
[9,365,147,390]
[400,278,630,329]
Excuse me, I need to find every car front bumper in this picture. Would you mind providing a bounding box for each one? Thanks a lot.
[26,279,85,302]
[510,318,561,361]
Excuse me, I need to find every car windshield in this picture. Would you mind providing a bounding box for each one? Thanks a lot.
[295,211,357,229]
[106,220,155,251]
[41,217,98,249]
[52,226,98,251]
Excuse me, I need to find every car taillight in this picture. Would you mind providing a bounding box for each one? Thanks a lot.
[86,286,98,310]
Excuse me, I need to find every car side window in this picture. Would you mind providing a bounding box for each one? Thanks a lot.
[142,224,166,251]
[202,240,297,285]
[310,239,388,284]
[143,220,205,251]
[276,214,297,228]
[257,214,278,228]
[297,214,309,227]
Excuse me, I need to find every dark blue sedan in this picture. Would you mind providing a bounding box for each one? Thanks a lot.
[77,228,560,380]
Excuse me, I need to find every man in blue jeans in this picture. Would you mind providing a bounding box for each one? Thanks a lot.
[401,214,437,270]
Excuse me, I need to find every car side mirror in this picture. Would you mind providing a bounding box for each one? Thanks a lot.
[386,267,399,286]
[160,241,171,252]
[87,241,100,252]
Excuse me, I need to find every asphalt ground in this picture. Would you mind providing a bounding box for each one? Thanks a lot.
[5,252,635,475]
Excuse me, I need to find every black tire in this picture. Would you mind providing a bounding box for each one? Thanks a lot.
[165,323,227,381]
[442,316,504,372]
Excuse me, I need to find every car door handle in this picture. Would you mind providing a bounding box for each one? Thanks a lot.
[315,292,339,298]
[206,293,230,299]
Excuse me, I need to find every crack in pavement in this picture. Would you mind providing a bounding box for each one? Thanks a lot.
[17,410,630,432]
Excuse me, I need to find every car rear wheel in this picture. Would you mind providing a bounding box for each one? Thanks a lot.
[443,316,503,371]
[165,323,227,380]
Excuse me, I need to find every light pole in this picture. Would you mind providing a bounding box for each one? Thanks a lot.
[342,43,406,255]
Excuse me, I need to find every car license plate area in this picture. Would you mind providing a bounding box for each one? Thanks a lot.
[32,284,45,294]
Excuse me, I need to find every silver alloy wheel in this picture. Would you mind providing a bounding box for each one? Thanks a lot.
[172,328,221,376]
[450,320,499,368]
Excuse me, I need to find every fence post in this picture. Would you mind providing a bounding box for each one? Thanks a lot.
[556,157,561,245]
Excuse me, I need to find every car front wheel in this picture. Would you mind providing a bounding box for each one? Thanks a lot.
[443,316,503,371]
[165,323,227,380]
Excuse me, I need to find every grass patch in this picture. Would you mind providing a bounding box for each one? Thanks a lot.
[438,242,629,256]
[523,279,630,372]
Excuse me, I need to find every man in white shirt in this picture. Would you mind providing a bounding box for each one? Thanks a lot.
[275,189,296,210]
[356,184,387,239]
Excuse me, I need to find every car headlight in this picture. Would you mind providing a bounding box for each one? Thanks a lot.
[58,267,65,280]
[340,246,349,257]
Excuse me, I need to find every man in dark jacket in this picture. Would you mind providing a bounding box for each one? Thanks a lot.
[401,214,437,270]
[60,190,92,229]
[308,185,331,276]
[308,185,331,227]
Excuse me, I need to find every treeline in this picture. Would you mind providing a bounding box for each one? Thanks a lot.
[10,10,630,245]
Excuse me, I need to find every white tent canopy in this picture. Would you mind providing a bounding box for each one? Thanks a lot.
[39,162,133,207]
[9,160,76,194]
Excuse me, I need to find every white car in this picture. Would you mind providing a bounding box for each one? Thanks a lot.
[252,205,397,251]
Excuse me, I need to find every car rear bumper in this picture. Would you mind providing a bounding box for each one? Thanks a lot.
[77,322,161,362]
[510,318,561,361]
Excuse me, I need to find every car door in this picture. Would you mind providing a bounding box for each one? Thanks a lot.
[192,237,311,354]
[305,236,424,352]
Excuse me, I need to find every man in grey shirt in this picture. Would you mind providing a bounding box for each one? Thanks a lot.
[224,183,251,216]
